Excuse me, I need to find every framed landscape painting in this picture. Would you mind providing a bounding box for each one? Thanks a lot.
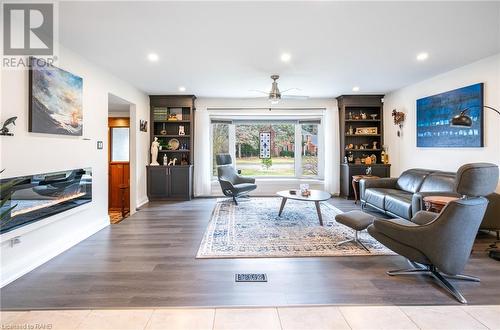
[29,57,83,136]
[416,83,483,148]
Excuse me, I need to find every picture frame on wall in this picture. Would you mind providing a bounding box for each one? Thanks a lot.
[416,83,484,148]
[139,120,148,132]
[29,57,83,136]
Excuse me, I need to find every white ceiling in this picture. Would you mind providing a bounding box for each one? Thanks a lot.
[60,1,500,98]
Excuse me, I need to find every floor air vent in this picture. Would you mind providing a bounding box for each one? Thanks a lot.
[235,273,268,282]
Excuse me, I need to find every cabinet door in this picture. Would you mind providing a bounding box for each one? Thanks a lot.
[372,166,391,178]
[169,167,191,199]
[148,167,169,199]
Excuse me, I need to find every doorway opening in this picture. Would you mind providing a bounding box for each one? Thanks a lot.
[108,94,132,224]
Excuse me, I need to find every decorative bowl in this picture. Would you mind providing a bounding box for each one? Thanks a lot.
[168,138,180,150]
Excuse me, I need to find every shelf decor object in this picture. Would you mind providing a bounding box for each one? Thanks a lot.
[417,83,484,148]
[168,138,180,150]
[147,95,195,201]
[337,95,391,199]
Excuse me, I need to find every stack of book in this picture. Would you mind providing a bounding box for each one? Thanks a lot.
[153,108,168,121]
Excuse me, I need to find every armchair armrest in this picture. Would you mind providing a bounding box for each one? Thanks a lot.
[234,175,255,184]
[218,178,235,196]
[359,177,398,201]
[372,217,425,245]
[411,210,439,225]
[411,191,461,217]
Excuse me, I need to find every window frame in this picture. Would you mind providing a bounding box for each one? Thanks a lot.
[210,117,324,180]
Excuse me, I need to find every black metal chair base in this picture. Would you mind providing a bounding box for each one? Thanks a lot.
[386,263,479,304]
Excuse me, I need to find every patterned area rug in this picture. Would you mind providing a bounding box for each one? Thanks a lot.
[196,197,394,258]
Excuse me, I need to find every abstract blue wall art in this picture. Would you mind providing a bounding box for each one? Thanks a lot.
[29,57,83,136]
[416,83,483,148]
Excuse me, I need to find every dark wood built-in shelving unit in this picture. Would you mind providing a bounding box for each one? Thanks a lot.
[147,95,196,201]
[337,95,391,198]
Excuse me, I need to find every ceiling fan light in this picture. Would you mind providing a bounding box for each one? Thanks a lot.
[269,96,280,104]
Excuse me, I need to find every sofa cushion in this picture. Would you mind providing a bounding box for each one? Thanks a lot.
[385,192,413,219]
[396,169,432,193]
[364,188,404,209]
[419,171,456,193]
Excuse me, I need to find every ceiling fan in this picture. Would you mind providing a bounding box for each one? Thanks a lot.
[251,75,309,104]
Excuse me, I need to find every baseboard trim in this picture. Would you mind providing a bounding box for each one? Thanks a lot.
[0,217,109,288]
[136,198,149,209]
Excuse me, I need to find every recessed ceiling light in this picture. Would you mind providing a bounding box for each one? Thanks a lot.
[352,86,360,92]
[280,53,291,62]
[147,53,159,62]
[416,52,429,61]
[178,86,186,92]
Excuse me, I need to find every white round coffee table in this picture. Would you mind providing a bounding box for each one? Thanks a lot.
[276,190,332,226]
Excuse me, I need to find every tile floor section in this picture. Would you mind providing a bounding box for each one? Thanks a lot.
[1,305,499,330]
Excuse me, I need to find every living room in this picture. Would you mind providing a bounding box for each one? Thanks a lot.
[1,1,500,329]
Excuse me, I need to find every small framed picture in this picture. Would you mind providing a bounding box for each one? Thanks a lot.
[139,120,148,132]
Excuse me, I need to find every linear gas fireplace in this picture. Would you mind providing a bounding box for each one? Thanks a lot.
[0,168,92,234]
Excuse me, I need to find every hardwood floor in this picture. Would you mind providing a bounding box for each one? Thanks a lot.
[1,197,500,310]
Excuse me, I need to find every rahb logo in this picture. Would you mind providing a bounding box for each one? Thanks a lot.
[2,2,57,68]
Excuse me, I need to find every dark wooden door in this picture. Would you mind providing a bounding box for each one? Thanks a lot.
[108,118,130,212]
[109,163,130,210]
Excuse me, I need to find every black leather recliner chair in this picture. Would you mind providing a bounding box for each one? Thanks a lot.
[216,154,257,205]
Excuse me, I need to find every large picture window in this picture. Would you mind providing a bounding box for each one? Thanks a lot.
[211,119,323,179]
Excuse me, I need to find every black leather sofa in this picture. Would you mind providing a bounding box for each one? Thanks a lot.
[359,169,458,219]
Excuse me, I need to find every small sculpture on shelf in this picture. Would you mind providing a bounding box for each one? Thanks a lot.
[167,158,177,166]
[150,137,160,166]
[160,123,167,135]
[370,154,377,164]
[163,154,168,166]
[372,141,378,149]
[178,125,185,135]
[348,125,353,135]
[361,112,367,119]
[347,152,354,163]
[381,145,390,164]
[181,154,189,165]
[366,166,373,176]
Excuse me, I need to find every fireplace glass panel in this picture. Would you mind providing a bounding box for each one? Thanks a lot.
[0,168,92,234]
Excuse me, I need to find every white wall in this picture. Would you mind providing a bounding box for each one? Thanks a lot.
[383,53,500,191]
[0,47,150,287]
[194,97,340,196]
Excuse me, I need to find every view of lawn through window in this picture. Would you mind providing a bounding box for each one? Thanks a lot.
[212,121,321,178]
